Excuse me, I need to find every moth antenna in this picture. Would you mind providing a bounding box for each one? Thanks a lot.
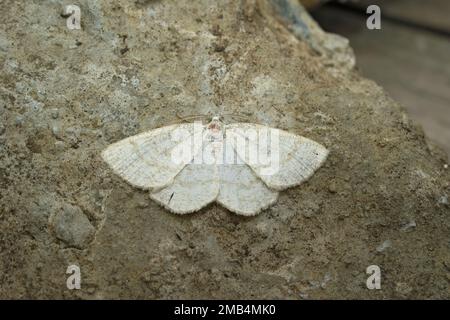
[221,113,250,122]
[175,112,207,123]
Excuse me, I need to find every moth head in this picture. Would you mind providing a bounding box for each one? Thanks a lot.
[208,116,223,132]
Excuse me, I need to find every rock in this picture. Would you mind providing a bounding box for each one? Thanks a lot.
[299,292,309,299]
[51,203,96,249]
[136,201,149,209]
[51,123,63,139]
[86,287,96,294]
[15,115,24,126]
[302,198,321,217]
[141,271,152,284]
[400,220,417,232]
[327,181,337,193]
[54,140,66,151]
[376,240,392,253]
[271,0,355,74]
[1,0,449,299]
[395,282,413,297]
[50,108,59,119]
[103,122,123,142]
[438,195,449,206]
[320,273,332,289]
[256,221,273,237]
[64,127,81,148]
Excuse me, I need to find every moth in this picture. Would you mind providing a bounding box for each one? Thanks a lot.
[102,116,328,215]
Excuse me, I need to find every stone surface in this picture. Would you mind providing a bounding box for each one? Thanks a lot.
[0,0,449,299]
[51,203,96,249]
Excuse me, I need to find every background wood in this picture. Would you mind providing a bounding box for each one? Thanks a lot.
[312,0,450,156]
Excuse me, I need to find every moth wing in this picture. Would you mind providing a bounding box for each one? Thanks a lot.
[217,138,278,216]
[150,138,220,214]
[102,123,202,190]
[226,123,328,191]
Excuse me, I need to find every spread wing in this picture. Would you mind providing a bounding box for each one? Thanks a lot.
[226,123,328,191]
[150,138,219,214]
[101,123,203,190]
[217,138,278,216]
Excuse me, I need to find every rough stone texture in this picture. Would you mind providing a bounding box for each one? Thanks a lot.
[50,203,95,249]
[0,0,449,299]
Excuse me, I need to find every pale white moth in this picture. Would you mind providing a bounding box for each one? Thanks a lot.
[102,116,328,215]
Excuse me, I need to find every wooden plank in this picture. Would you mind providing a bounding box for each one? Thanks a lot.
[312,5,450,155]
[343,0,450,33]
